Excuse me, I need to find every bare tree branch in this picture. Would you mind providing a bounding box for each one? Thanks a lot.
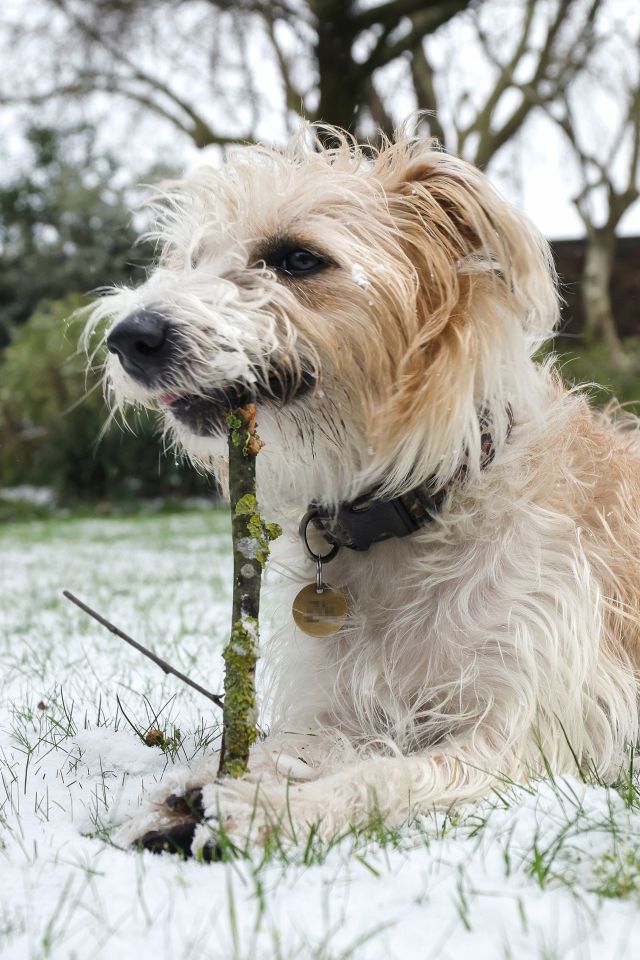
[0,0,474,147]
[536,22,640,359]
[0,77,243,147]
[202,0,313,24]
[366,77,396,140]
[545,43,640,235]
[39,0,253,146]
[464,0,588,167]
[366,1,469,74]
[63,590,224,708]
[259,6,311,118]
[356,0,465,32]
[462,0,538,159]
[409,43,447,145]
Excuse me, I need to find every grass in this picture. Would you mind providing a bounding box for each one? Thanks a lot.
[0,492,220,525]
[3,510,640,959]
[545,335,640,414]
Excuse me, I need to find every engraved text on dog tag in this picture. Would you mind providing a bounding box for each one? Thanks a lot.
[292,583,348,637]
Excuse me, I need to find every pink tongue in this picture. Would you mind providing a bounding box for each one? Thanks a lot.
[159,392,180,404]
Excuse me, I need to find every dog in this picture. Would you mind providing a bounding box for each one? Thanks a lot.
[86,124,640,859]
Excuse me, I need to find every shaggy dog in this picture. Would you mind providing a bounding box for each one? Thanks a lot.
[87,125,640,859]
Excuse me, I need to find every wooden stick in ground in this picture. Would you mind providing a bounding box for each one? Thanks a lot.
[218,404,279,778]
[62,590,224,708]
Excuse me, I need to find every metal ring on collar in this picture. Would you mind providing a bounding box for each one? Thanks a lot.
[298,508,340,563]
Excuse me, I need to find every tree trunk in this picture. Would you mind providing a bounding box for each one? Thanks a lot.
[313,0,363,131]
[582,230,629,369]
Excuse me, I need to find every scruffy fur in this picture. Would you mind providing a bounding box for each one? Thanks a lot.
[86,125,640,855]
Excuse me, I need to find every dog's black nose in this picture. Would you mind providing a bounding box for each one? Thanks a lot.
[107,310,174,381]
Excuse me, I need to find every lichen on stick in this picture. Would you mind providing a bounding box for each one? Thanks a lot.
[218,403,280,779]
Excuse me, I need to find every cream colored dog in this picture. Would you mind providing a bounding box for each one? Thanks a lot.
[87,125,640,859]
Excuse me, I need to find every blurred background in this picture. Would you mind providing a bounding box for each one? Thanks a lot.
[0,0,638,521]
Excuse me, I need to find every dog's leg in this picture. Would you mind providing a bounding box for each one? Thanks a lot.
[187,744,518,858]
[113,732,323,856]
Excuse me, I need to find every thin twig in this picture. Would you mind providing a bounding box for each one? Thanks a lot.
[218,403,264,778]
[62,590,224,708]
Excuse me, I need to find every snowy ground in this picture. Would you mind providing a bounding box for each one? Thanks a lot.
[2,510,640,960]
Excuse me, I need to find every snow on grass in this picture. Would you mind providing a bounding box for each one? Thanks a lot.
[2,510,640,959]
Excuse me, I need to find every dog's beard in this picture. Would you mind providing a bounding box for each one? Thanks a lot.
[96,281,318,441]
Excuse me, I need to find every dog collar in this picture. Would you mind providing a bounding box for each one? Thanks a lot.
[302,409,511,553]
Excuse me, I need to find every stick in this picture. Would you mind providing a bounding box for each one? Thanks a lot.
[218,404,279,778]
[62,590,224,708]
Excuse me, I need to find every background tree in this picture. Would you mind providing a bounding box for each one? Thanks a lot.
[0,126,210,506]
[414,0,599,167]
[0,0,604,156]
[1,1,638,356]
[409,0,638,363]
[0,124,153,346]
[0,296,214,505]
[0,0,474,148]
[542,23,640,365]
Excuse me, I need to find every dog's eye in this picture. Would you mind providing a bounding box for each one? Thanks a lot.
[279,249,326,276]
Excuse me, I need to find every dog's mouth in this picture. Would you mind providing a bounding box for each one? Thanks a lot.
[158,369,316,436]
[159,384,253,436]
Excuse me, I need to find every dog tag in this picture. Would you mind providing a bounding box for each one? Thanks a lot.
[295,515,348,637]
[293,583,348,637]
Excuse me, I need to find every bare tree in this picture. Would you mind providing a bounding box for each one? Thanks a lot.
[0,0,473,148]
[407,0,639,361]
[0,0,258,148]
[410,0,599,167]
[0,0,607,167]
[310,0,471,134]
[4,0,637,361]
[543,18,640,365]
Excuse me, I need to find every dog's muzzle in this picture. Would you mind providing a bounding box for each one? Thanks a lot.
[106,308,316,436]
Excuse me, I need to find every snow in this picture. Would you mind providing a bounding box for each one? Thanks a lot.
[351,263,371,289]
[238,613,259,647]
[0,484,56,506]
[2,510,640,959]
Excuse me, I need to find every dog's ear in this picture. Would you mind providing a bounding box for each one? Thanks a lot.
[367,143,559,491]
[386,145,558,342]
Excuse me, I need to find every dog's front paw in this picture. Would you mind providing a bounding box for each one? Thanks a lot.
[191,775,328,856]
[118,742,324,858]
[116,785,220,860]
[120,778,271,860]
[138,821,227,862]
[133,787,218,860]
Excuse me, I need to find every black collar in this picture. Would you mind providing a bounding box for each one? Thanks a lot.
[304,408,512,552]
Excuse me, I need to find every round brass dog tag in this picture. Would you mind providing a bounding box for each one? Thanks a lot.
[292,584,348,637]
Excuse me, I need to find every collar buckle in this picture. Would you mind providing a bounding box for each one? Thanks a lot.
[311,489,434,552]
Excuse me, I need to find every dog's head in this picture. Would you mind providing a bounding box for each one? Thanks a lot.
[86,126,558,508]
